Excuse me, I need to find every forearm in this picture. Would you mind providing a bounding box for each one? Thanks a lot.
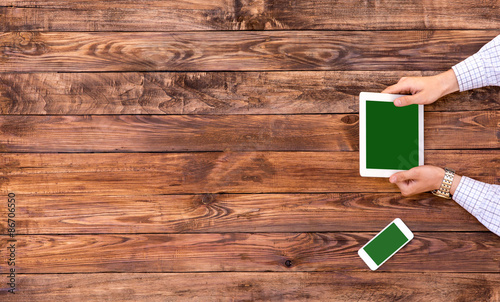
[452,35,500,91]
[452,176,500,237]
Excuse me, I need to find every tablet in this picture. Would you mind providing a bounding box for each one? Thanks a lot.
[359,92,424,178]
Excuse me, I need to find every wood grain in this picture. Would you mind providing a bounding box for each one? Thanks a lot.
[1,71,499,115]
[1,232,499,273]
[0,151,497,195]
[0,0,498,299]
[1,272,499,301]
[0,114,359,152]
[2,0,499,31]
[0,193,487,234]
[1,0,236,32]
[1,31,496,72]
[0,112,497,152]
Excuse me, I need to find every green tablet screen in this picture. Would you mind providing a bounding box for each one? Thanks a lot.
[366,101,419,170]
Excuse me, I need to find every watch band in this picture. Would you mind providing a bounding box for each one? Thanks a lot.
[432,167,455,199]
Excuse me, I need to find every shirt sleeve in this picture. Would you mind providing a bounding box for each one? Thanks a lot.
[451,35,500,91]
[453,176,500,236]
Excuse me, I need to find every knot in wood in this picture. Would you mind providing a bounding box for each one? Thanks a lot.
[341,115,359,124]
[201,193,216,205]
[11,32,47,56]
[284,260,292,268]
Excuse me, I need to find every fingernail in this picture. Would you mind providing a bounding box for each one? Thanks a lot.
[395,99,401,106]
[389,176,396,183]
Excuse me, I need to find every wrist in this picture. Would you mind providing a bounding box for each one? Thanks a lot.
[434,167,445,190]
[438,69,459,97]
[450,174,461,196]
[432,167,461,198]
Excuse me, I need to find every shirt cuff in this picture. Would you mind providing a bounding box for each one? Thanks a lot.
[452,176,487,216]
[452,54,486,92]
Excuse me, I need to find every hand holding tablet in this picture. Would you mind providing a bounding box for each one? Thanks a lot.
[359,92,424,178]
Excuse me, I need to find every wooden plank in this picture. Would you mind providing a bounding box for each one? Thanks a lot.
[0,112,497,152]
[0,193,487,234]
[1,272,499,301]
[0,151,497,195]
[0,114,359,152]
[1,0,235,32]
[425,111,499,150]
[0,31,496,72]
[0,232,498,273]
[1,0,499,31]
[1,71,499,115]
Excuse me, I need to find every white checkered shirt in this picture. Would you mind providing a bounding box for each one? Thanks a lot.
[452,35,500,91]
[450,35,500,236]
[454,177,500,236]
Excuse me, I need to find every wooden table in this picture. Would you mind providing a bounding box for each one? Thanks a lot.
[1,1,499,300]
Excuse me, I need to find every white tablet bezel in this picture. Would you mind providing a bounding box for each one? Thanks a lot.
[359,92,424,178]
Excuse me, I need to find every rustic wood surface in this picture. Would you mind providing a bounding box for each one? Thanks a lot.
[0,112,497,152]
[0,193,488,234]
[1,72,499,115]
[1,273,498,301]
[1,151,498,195]
[0,0,499,300]
[1,0,499,31]
[0,232,499,274]
[1,31,497,72]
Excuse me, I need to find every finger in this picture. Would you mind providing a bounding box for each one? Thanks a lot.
[381,83,400,94]
[382,77,413,94]
[391,178,416,196]
[400,184,415,197]
[382,82,410,94]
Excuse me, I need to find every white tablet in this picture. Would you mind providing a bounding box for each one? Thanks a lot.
[359,92,424,178]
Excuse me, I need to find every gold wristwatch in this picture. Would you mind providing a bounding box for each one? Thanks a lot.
[432,167,455,199]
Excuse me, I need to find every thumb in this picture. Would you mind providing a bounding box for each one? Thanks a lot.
[389,170,414,183]
[394,95,419,107]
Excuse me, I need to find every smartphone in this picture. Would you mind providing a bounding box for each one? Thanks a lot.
[358,218,414,270]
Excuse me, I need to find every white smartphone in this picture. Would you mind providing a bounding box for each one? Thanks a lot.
[358,218,414,270]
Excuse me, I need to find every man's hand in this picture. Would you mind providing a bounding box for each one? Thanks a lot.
[382,69,459,107]
[390,165,462,197]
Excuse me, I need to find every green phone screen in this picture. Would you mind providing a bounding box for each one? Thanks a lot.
[364,222,409,266]
[366,101,419,170]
